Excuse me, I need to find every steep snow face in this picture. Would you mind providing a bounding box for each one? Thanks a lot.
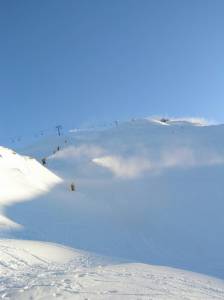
[10,119,224,278]
[0,147,61,229]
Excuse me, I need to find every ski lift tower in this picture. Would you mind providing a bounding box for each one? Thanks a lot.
[56,125,62,136]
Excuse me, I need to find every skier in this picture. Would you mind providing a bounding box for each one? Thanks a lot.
[41,158,46,165]
[70,183,75,191]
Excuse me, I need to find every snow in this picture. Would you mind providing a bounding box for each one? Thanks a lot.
[1,118,224,298]
[0,147,61,229]
[0,239,80,264]
[0,147,61,204]
[0,240,224,300]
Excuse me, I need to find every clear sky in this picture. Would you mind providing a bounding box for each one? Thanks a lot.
[0,0,224,144]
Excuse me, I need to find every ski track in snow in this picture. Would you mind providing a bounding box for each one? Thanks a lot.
[1,249,224,300]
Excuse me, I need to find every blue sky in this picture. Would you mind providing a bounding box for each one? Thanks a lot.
[0,0,224,144]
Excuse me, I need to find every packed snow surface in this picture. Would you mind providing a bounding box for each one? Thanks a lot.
[1,118,224,299]
[1,240,224,300]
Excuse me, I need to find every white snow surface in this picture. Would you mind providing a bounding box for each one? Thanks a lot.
[0,147,61,230]
[0,239,224,300]
[0,147,61,204]
[1,118,224,299]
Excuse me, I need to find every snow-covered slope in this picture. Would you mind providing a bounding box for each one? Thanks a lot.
[1,118,224,299]
[1,239,224,300]
[13,118,224,278]
[0,146,61,229]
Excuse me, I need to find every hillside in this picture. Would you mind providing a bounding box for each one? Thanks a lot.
[1,118,224,299]
[17,118,224,277]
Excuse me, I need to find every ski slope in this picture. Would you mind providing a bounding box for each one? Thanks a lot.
[0,240,224,300]
[16,118,224,277]
[1,118,224,299]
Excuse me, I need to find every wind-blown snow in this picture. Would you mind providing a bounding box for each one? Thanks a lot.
[150,116,210,126]
[92,155,152,178]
